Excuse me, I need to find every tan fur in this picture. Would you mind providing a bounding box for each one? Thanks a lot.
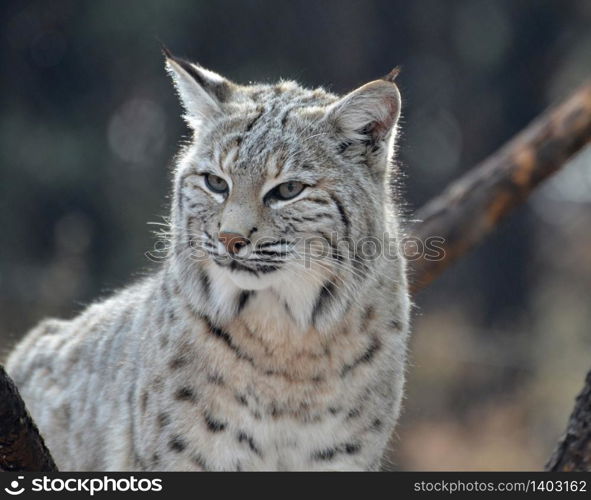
[6,54,410,471]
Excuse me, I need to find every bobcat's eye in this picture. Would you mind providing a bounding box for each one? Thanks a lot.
[204,174,229,194]
[267,181,306,202]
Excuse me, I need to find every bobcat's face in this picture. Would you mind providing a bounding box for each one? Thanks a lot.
[167,54,401,298]
[177,111,350,291]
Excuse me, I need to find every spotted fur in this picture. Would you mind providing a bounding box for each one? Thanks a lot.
[6,52,411,471]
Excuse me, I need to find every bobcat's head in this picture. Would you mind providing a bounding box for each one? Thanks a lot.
[165,50,402,327]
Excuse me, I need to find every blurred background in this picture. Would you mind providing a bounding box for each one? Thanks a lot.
[1,0,590,470]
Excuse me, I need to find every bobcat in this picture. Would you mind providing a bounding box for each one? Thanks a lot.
[6,51,411,471]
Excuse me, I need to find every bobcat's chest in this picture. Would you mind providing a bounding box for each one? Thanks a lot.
[140,290,381,470]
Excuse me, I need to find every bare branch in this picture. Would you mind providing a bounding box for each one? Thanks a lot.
[546,368,591,471]
[409,82,591,294]
[0,364,58,471]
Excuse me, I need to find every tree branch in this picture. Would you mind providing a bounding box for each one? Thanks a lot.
[409,81,591,293]
[546,368,591,471]
[0,364,58,471]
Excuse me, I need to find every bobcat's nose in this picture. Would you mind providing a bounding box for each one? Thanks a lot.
[218,231,249,255]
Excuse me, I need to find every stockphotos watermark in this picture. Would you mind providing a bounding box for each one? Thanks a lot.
[2,475,163,496]
[145,232,446,265]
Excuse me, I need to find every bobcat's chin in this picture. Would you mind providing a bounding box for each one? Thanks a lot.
[215,262,283,291]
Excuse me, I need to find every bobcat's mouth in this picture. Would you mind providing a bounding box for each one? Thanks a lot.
[211,255,281,277]
[210,255,286,291]
[198,233,291,281]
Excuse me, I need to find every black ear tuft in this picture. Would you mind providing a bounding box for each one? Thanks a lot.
[163,50,212,94]
[164,52,234,129]
[382,66,401,83]
[160,44,173,60]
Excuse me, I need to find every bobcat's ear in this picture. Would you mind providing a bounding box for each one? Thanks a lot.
[327,72,401,144]
[164,48,232,129]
